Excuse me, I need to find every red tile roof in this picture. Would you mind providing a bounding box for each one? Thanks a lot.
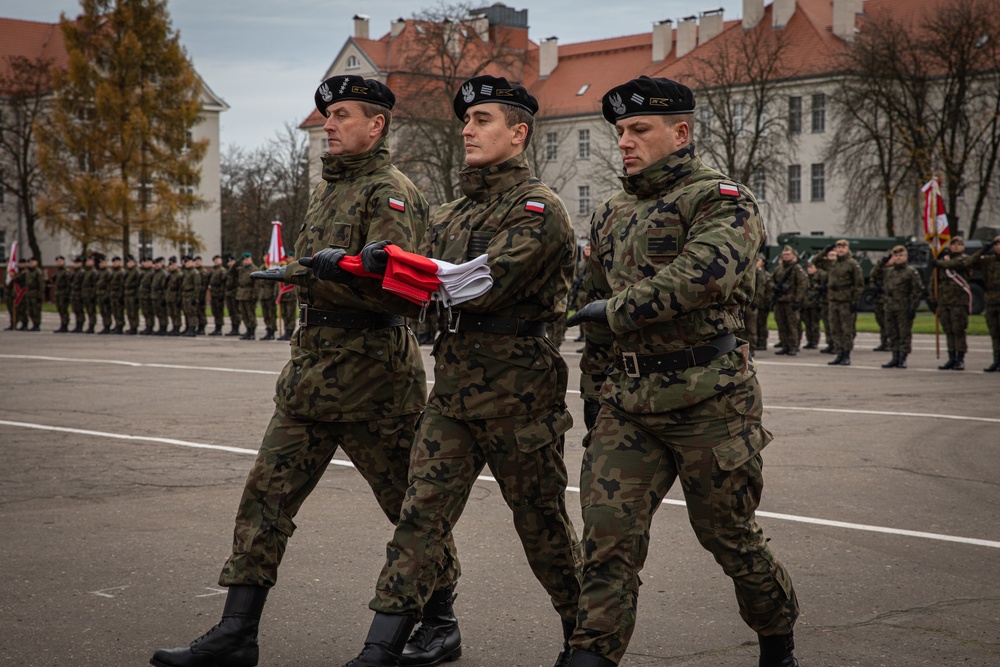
[0,17,69,85]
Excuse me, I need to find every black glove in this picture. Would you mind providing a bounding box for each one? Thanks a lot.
[299,248,352,283]
[583,398,601,431]
[566,299,609,327]
[361,240,392,275]
[251,266,286,281]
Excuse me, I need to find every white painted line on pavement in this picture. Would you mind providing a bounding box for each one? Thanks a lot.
[766,405,1000,424]
[2,418,999,551]
[0,354,278,375]
[755,360,990,373]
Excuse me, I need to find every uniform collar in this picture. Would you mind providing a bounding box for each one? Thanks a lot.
[321,138,390,183]
[459,153,531,202]
[620,143,698,199]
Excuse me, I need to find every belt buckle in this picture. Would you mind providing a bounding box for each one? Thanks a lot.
[446,308,461,334]
[301,304,310,326]
[622,352,640,378]
[686,347,698,368]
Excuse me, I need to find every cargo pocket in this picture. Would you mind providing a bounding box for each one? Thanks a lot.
[510,408,573,504]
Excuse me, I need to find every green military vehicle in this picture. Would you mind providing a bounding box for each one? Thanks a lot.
[765,230,993,314]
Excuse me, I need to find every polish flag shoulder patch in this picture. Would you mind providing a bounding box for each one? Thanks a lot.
[719,183,740,197]
[388,197,406,212]
[525,200,546,213]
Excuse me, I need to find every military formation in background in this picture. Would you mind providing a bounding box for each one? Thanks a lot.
[4,251,298,341]
[744,235,1000,372]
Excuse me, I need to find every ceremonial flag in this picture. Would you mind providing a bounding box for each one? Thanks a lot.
[921,178,950,255]
[266,221,286,268]
[5,240,17,286]
[276,282,295,305]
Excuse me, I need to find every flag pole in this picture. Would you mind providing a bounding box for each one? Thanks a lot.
[931,178,941,360]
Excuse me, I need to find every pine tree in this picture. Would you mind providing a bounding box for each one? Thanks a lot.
[36,0,208,257]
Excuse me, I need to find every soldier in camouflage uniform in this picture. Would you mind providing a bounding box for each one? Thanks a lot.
[181,255,202,336]
[81,254,99,333]
[341,75,581,667]
[869,255,889,351]
[933,236,974,370]
[771,246,807,356]
[123,255,140,334]
[235,253,257,340]
[813,239,863,365]
[880,246,923,369]
[70,256,85,332]
[165,257,184,335]
[150,257,169,335]
[52,255,72,333]
[207,254,227,335]
[818,248,836,353]
[195,256,209,334]
[138,257,155,334]
[567,77,799,667]
[151,75,440,667]
[95,255,114,333]
[277,257,296,341]
[225,255,242,336]
[108,256,125,333]
[24,257,45,331]
[802,260,827,349]
[974,235,1000,372]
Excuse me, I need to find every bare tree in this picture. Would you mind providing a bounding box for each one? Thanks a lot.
[220,145,279,257]
[267,122,311,250]
[524,122,577,196]
[0,55,52,261]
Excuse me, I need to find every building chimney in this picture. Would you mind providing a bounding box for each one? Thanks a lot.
[772,0,795,28]
[540,37,559,77]
[698,9,724,46]
[652,19,673,62]
[391,18,406,38]
[353,14,369,40]
[676,15,698,59]
[742,0,764,30]
[832,0,861,42]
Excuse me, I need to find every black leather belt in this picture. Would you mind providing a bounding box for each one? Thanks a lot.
[299,305,404,329]
[447,311,546,337]
[614,334,738,377]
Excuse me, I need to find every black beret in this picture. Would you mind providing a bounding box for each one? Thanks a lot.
[74,256,84,263]
[602,76,695,124]
[125,254,135,262]
[112,256,121,262]
[55,255,65,261]
[168,256,177,264]
[453,75,538,120]
[212,254,221,260]
[315,75,394,116]
[194,255,202,261]
[154,257,165,263]
[18,258,28,263]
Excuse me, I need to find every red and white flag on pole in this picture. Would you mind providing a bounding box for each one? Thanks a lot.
[5,240,17,286]
[921,177,950,256]
[266,221,286,269]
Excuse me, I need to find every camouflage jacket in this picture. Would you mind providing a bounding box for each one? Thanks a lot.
[422,153,576,421]
[815,253,863,303]
[53,266,71,295]
[25,266,45,296]
[771,260,807,305]
[273,139,428,422]
[973,247,1000,305]
[208,265,226,299]
[138,267,153,300]
[579,143,761,413]
[256,277,278,302]
[95,268,111,299]
[870,260,887,304]
[181,266,202,302]
[804,267,828,308]
[108,266,124,300]
[934,251,974,307]
[71,266,85,299]
[883,261,923,312]
[165,269,184,301]
[750,265,770,310]
[123,266,140,298]
[150,268,168,301]
[235,263,257,300]
[81,266,98,298]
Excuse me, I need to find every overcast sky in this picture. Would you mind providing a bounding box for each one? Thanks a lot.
[1,0,745,151]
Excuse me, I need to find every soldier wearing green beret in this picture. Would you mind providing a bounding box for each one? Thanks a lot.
[880,246,923,368]
[568,76,799,667]
[813,239,864,365]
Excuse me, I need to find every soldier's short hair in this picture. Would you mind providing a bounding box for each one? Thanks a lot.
[357,101,392,137]
[499,104,534,145]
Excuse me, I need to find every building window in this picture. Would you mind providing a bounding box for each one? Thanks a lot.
[811,163,825,201]
[752,171,766,201]
[346,55,360,70]
[576,84,590,96]
[812,93,826,133]
[578,129,590,160]
[0,230,6,261]
[788,96,802,134]
[578,185,591,216]
[733,102,745,137]
[545,132,558,162]
[0,170,4,204]
[698,107,711,134]
[787,164,801,203]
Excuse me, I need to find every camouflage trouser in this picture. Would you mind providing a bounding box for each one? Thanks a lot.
[227,295,242,331]
[57,295,71,328]
[198,297,208,329]
[100,297,113,329]
[937,305,968,354]
[27,296,42,327]
[238,299,256,332]
[985,302,1000,353]
[547,319,567,348]
[743,306,758,348]
[800,307,821,347]
[280,300,296,334]
[219,409,422,588]
[83,296,97,329]
[572,378,798,664]
[821,303,831,345]
[112,296,125,329]
[371,407,581,624]
[140,298,154,330]
[873,297,888,346]
[211,296,226,330]
[71,297,84,328]
[885,309,914,353]
[261,298,277,332]
[773,303,800,351]
[125,296,139,330]
[165,298,180,330]
[828,301,857,353]
[183,298,200,330]
[755,308,770,349]
[153,298,167,330]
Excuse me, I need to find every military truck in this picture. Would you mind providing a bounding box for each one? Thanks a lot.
[766,230,994,314]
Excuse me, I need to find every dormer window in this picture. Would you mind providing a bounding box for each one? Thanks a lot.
[576,84,590,96]
[346,55,360,70]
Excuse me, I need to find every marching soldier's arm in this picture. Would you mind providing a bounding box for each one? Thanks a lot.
[579,215,615,401]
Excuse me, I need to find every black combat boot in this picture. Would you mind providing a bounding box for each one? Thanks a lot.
[170,325,181,336]
[758,630,798,667]
[827,352,843,365]
[210,327,223,336]
[551,620,575,667]
[873,341,888,351]
[820,344,834,354]
[150,585,268,667]
[156,324,167,335]
[54,324,67,333]
[226,327,242,337]
[73,321,84,333]
[240,328,255,341]
[938,351,956,370]
[400,585,461,667]
[86,323,96,333]
[566,650,616,667]
[774,347,788,355]
[881,352,900,368]
[113,325,124,334]
[898,352,908,369]
[260,328,274,341]
[953,351,965,371]
[183,326,197,337]
[127,327,138,335]
[838,352,851,366]
[785,348,797,356]
[803,342,817,349]
[985,353,1000,373]
[196,325,205,335]
[342,613,417,667]
[277,330,292,341]
[98,325,111,334]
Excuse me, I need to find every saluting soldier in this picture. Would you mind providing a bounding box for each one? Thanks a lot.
[138,257,155,334]
[802,260,827,349]
[568,76,799,667]
[771,246,807,356]
[880,246,923,369]
[934,236,974,370]
[152,75,435,667]
[974,235,1000,372]
[235,253,257,340]
[81,254,99,333]
[70,256,86,333]
[165,256,184,335]
[150,257,169,335]
[225,255,242,336]
[52,255,72,333]
[207,254,227,336]
[123,255,140,334]
[181,255,202,336]
[814,239,863,365]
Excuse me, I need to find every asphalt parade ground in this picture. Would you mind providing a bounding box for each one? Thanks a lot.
[1,316,998,667]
